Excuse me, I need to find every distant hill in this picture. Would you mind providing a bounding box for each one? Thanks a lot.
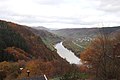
[51,27,120,57]
[0,20,62,62]
[28,28,62,51]
[33,26,50,31]
[51,27,120,40]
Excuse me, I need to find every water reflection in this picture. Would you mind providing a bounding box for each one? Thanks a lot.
[54,42,81,64]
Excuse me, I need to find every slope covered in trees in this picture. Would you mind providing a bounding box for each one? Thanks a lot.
[51,27,120,39]
[29,27,62,51]
[0,21,29,52]
[51,27,120,58]
[0,20,62,61]
[0,20,73,80]
[80,31,120,80]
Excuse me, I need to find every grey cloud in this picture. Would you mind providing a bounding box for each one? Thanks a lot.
[95,0,120,12]
[0,0,102,26]
[9,15,47,23]
[19,16,98,25]
[52,17,95,25]
[34,0,64,5]
[0,0,9,2]
[1,13,97,26]
[1,0,120,28]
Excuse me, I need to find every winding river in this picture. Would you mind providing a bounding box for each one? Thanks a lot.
[54,42,81,64]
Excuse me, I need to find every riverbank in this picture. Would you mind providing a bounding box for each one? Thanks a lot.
[54,42,81,64]
[62,40,85,57]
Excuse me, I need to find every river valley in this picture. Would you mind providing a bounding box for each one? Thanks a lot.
[54,42,81,64]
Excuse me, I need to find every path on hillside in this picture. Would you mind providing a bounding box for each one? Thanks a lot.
[72,41,85,49]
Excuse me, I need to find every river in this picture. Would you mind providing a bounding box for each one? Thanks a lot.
[54,42,81,64]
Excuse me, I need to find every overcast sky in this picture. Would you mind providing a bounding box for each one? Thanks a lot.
[0,0,120,29]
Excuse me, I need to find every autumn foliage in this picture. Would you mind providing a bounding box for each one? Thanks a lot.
[0,20,72,79]
[4,47,31,61]
[80,32,120,80]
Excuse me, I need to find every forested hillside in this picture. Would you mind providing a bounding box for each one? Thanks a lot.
[0,20,72,80]
[52,27,120,39]
[0,20,63,61]
[52,27,120,57]
[29,27,62,51]
[80,32,120,80]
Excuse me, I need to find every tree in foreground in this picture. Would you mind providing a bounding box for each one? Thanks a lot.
[80,29,120,80]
